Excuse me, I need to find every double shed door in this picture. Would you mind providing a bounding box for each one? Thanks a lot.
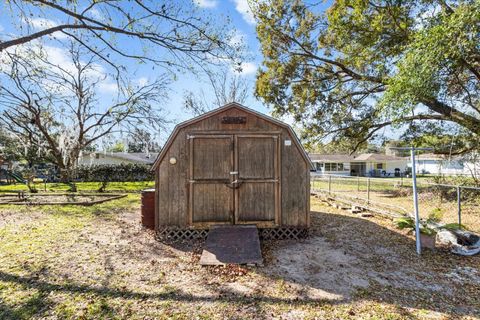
[188,133,280,227]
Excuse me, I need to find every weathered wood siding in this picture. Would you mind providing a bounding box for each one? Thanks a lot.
[156,106,310,228]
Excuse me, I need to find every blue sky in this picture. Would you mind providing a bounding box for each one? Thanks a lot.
[0,0,272,146]
[169,0,268,116]
[1,0,400,149]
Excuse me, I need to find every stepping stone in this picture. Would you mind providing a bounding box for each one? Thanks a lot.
[200,225,263,266]
[350,206,362,214]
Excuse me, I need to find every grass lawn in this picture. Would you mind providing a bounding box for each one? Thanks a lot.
[1,195,479,319]
[0,181,154,193]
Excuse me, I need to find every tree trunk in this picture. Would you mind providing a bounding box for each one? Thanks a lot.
[58,163,77,193]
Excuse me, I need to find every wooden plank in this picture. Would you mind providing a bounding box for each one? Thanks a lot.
[191,183,232,222]
[192,136,231,180]
[235,135,278,225]
[158,159,169,226]
[190,135,233,225]
[281,129,308,227]
[237,182,276,222]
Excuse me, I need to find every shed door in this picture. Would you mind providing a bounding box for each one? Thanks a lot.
[235,135,279,226]
[189,135,234,225]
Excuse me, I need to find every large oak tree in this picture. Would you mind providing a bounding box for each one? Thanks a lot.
[0,40,168,188]
[254,0,480,152]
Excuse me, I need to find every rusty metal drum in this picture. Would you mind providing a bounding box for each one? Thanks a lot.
[141,189,155,229]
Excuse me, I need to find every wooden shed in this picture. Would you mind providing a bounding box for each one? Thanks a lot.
[152,103,313,238]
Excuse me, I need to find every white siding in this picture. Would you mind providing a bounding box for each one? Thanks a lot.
[409,159,465,175]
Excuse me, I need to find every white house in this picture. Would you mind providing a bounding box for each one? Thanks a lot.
[310,153,408,177]
[77,152,159,166]
[407,153,479,176]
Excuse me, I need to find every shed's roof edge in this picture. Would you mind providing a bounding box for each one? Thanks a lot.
[151,102,314,171]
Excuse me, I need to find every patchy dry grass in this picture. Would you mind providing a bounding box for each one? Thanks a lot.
[311,178,480,233]
[0,196,479,319]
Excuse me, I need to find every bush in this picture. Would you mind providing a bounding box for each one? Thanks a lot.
[76,163,154,183]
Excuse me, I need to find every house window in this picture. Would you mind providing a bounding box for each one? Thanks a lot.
[324,163,346,172]
[315,162,323,171]
[376,163,384,169]
[95,153,100,159]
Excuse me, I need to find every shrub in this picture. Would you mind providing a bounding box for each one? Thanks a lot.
[76,163,154,183]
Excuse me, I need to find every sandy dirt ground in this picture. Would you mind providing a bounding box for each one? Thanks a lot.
[0,196,479,319]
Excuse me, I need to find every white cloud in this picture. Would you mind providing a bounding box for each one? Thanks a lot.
[135,77,149,87]
[0,24,4,33]
[232,0,256,25]
[228,29,247,47]
[233,61,257,76]
[3,43,116,94]
[29,18,57,29]
[195,0,218,8]
[98,81,118,93]
[89,8,104,20]
[27,17,68,39]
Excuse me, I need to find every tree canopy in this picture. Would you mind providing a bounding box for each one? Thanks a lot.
[254,0,480,153]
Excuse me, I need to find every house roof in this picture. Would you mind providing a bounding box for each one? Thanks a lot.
[84,152,159,164]
[405,153,458,161]
[152,102,314,170]
[309,153,406,163]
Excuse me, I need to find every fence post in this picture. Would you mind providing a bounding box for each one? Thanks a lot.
[328,175,332,194]
[357,176,360,192]
[457,186,462,228]
[367,178,370,204]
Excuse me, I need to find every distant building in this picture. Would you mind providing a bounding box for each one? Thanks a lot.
[78,152,159,166]
[407,153,473,176]
[309,153,408,177]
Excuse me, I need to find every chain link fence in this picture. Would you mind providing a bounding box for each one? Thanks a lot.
[311,174,480,233]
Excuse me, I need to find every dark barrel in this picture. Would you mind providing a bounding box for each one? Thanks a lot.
[141,189,155,229]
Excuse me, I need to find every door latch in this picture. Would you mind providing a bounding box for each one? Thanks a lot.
[225,180,243,189]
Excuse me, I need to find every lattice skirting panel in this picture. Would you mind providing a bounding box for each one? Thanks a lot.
[259,228,308,240]
[156,227,308,241]
[156,228,209,241]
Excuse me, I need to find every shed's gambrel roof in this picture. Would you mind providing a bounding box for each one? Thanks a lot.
[152,102,314,170]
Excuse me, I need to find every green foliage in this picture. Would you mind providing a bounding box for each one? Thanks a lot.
[107,142,126,153]
[76,164,154,184]
[127,128,162,153]
[442,223,466,231]
[395,217,416,230]
[0,127,51,165]
[254,0,480,151]
[428,208,443,223]
[394,217,437,235]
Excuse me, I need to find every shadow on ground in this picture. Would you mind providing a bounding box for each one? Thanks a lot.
[1,204,479,319]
